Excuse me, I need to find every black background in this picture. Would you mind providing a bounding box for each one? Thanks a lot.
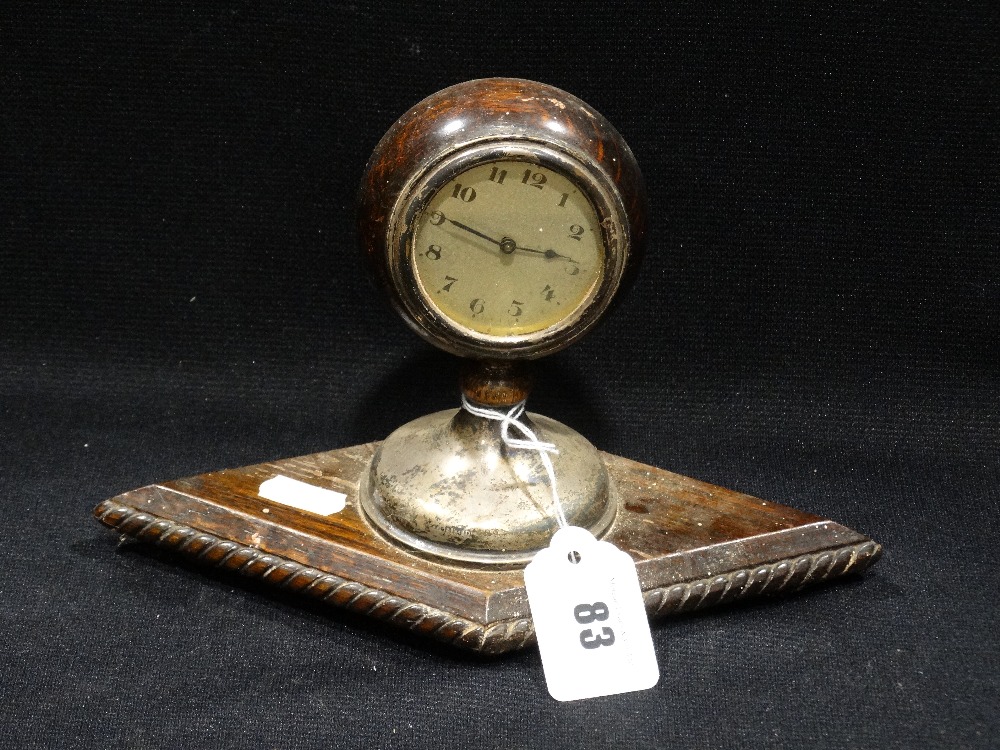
[2,2,997,748]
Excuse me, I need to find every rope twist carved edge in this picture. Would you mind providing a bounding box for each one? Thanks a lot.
[93,500,533,655]
[94,500,880,653]
[642,538,882,617]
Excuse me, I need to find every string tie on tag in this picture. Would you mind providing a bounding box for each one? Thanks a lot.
[461,394,568,529]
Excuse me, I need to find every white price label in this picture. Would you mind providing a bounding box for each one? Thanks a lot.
[524,526,659,702]
[258,475,347,516]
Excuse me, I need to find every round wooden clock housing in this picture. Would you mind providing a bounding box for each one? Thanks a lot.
[358,77,647,360]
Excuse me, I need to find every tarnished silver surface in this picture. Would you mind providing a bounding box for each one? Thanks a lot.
[360,408,615,565]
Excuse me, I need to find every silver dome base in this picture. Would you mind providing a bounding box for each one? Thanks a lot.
[360,408,616,566]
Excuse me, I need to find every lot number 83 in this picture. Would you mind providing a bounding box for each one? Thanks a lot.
[574,601,615,649]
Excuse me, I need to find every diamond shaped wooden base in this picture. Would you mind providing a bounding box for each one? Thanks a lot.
[94,442,881,654]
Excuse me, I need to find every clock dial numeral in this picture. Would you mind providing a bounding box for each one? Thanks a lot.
[451,184,477,202]
[470,298,485,316]
[425,244,442,260]
[429,210,446,226]
[441,275,457,292]
[568,224,585,241]
[508,300,524,317]
[558,192,569,207]
[521,169,547,189]
[542,284,556,301]
[488,167,507,184]
[566,263,581,276]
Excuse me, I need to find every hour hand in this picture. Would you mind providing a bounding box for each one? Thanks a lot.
[515,244,577,262]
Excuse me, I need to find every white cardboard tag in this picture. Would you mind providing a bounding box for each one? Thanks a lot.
[524,526,659,702]
[258,475,347,516]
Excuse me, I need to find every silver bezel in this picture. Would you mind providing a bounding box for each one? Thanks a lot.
[385,140,631,360]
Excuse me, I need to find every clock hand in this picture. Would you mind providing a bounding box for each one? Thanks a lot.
[447,218,519,255]
[447,218,500,246]
[515,244,578,262]
[446,217,575,261]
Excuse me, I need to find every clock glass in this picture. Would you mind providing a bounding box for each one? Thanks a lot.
[410,159,605,338]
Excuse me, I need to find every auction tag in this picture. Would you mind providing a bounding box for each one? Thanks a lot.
[524,526,659,701]
[258,475,347,516]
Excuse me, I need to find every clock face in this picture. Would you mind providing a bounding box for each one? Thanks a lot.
[410,160,605,338]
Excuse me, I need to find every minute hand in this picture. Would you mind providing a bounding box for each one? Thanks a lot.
[447,218,501,246]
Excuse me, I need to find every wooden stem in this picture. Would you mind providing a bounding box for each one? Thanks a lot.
[459,360,534,407]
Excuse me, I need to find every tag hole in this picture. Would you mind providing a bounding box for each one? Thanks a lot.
[567,550,582,564]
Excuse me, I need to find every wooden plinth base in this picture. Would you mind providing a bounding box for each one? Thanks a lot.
[94,442,881,654]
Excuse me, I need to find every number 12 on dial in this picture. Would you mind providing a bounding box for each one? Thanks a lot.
[524,526,659,702]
